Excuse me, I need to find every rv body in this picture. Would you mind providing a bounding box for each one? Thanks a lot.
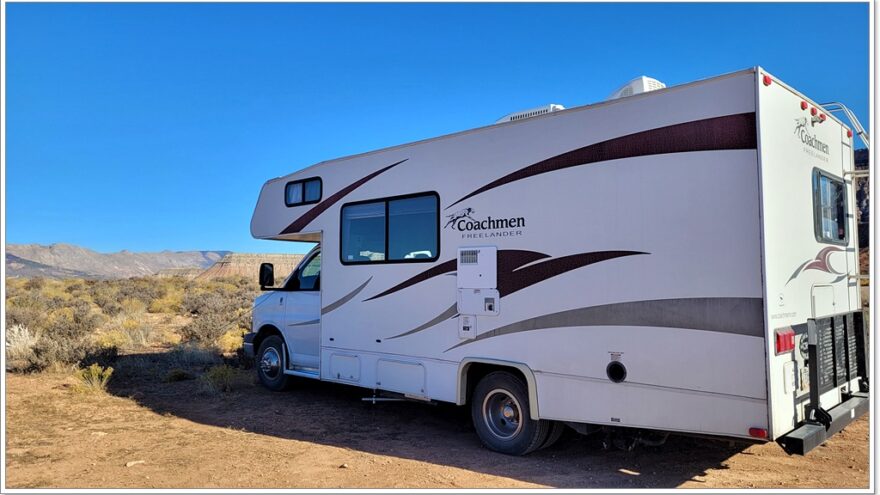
[247,67,868,455]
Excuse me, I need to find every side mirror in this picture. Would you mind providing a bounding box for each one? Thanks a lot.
[259,263,275,288]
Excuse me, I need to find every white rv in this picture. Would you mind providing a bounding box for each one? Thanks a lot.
[246,67,869,456]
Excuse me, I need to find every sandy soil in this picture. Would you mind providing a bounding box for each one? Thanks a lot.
[4,366,870,489]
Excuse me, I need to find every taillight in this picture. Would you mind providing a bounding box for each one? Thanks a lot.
[800,101,808,110]
[748,427,768,439]
[775,327,795,355]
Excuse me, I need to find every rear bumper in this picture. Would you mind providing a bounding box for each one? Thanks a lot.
[242,332,256,358]
[777,392,870,455]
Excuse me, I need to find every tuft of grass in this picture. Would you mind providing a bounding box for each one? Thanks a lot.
[75,363,114,393]
[165,368,195,382]
[199,365,236,395]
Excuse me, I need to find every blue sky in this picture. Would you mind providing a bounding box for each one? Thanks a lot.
[6,2,870,254]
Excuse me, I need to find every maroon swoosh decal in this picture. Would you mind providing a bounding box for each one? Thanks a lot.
[280,158,407,235]
[365,250,549,301]
[447,112,757,209]
[382,250,647,339]
[498,251,647,297]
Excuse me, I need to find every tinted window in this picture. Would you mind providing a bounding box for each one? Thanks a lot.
[340,192,439,264]
[813,170,848,244]
[341,202,386,262]
[304,180,321,203]
[297,253,321,290]
[285,178,322,206]
[388,195,438,260]
[285,183,303,205]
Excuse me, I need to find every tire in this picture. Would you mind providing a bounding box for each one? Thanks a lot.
[471,371,550,455]
[256,335,291,391]
[539,421,567,450]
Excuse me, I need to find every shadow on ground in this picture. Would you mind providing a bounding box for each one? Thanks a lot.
[107,352,750,488]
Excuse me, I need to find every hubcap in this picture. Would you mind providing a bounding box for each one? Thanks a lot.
[482,388,523,440]
[259,347,281,379]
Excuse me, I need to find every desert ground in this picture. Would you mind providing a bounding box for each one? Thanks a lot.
[5,364,869,489]
[4,275,872,489]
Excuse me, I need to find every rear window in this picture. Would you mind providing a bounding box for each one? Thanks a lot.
[812,169,848,245]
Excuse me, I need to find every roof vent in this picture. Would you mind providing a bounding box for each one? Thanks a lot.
[496,104,565,124]
[607,76,666,101]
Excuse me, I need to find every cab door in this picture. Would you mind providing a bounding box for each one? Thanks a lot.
[283,249,321,373]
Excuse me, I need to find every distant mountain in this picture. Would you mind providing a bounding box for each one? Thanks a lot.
[5,253,96,279]
[5,243,230,279]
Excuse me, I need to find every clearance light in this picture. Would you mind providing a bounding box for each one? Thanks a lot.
[775,327,795,355]
[762,75,772,86]
[810,107,818,116]
[749,428,769,439]
[800,101,808,110]
[848,129,854,138]
[819,113,826,122]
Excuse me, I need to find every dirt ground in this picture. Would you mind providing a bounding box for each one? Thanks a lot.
[4,364,870,490]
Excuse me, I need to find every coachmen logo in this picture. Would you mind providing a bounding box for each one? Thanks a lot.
[444,207,526,239]
[794,117,829,155]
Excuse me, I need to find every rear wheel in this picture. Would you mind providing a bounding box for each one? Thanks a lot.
[471,371,550,455]
[256,335,291,391]
[540,421,567,450]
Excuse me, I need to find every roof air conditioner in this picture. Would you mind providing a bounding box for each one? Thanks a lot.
[607,76,666,101]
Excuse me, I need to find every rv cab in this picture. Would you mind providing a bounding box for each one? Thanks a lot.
[249,246,322,386]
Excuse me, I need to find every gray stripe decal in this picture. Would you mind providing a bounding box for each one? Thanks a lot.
[387,304,458,340]
[288,319,320,327]
[446,297,764,352]
[322,277,372,315]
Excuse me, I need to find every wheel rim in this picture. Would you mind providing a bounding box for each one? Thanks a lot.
[259,347,281,379]
[482,388,524,440]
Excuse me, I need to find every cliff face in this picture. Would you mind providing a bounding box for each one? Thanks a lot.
[196,253,305,282]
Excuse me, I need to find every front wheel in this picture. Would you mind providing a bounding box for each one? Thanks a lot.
[471,371,550,455]
[256,335,291,391]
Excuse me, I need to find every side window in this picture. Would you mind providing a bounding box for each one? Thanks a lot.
[388,195,438,260]
[813,170,848,245]
[297,253,321,290]
[340,193,439,264]
[341,202,386,262]
[285,178,322,207]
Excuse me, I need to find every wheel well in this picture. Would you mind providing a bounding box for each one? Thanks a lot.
[253,325,283,356]
[459,360,538,419]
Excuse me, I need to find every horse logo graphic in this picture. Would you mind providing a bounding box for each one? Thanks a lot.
[794,116,809,136]
[444,207,476,229]
[785,246,847,286]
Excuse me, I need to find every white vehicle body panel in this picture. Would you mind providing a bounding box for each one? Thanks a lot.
[250,67,864,443]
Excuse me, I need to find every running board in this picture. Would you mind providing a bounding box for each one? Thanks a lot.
[284,368,320,379]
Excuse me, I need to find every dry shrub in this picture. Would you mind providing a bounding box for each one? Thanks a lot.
[94,313,156,351]
[28,302,106,371]
[180,311,235,348]
[149,286,184,314]
[165,368,195,382]
[5,324,40,372]
[217,328,247,354]
[167,343,220,369]
[199,365,236,395]
[75,363,113,393]
[120,298,147,314]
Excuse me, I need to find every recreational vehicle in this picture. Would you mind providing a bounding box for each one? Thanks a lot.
[246,67,869,456]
